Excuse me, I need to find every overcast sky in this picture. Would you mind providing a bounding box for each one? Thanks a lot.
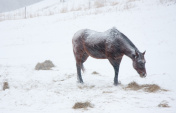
[0,0,43,13]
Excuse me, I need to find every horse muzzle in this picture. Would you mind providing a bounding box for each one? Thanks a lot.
[140,73,147,78]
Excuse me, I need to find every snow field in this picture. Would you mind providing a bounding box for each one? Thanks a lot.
[0,0,176,113]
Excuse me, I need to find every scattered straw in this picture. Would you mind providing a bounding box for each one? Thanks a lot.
[73,101,93,109]
[102,91,113,93]
[78,85,95,89]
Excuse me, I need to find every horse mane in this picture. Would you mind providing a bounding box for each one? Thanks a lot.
[120,31,138,53]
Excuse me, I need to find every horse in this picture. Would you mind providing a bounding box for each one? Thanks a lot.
[72,27,146,85]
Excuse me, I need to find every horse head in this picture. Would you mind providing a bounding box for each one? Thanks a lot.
[132,50,147,78]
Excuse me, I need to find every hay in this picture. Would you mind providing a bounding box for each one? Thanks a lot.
[125,81,166,93]
[126,81,141,91]
[3,82,9,90]
[92,71,99,74]
[73,101,93,109]
[143,84,161,92]
[35,60,55,70]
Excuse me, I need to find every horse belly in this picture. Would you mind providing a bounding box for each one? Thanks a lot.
[84,42,106,59]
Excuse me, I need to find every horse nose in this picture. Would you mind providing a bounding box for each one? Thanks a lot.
[140,72,147,78]
[143,73,147,78]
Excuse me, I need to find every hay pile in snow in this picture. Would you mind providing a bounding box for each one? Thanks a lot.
[35,60,55,70]
[73,101,93,109]
[3,82,9,90]
[92,71,99,74]
[125,81,167,93]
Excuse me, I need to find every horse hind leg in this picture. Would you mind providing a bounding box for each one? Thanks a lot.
[76,62,83,83]
[74,52,89,84]
[73,51,84,83]
[81,52,89,72]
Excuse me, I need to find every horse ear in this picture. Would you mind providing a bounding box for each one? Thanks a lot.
[135,50,139,58]
[143,50,146,55]
[132,50,139,59]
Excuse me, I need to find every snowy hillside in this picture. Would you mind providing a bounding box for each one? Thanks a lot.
[1,0,176,21]
[0,0,176,113]
[0,0,43,13]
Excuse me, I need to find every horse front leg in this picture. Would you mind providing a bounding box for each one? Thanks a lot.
[108,58,122,86]
[113,63,120,86]
[76,63,83,83]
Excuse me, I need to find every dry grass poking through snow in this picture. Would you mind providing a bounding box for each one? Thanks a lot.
[94,0,105,8]
[60,7,68,13]
[35,60,55,70]
[158,101,170,108]
[125,81,167,93]
[3,82,9,90]
[73,101,93,109]
[110,1,119,6]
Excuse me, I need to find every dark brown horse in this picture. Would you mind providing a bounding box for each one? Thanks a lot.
[72,27,146,85]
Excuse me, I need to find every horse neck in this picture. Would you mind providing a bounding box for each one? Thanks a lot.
[120,34,138,59]
[123,45,137,59]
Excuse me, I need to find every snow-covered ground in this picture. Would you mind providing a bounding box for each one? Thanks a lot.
[0,0,176,113]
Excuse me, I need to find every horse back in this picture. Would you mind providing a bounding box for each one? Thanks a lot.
[72,28,124,59]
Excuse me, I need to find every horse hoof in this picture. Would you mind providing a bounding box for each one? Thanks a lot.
[77,81,84,84]
[114,83,118,86]
[114,81,121,86]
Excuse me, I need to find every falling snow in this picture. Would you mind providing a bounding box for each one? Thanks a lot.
[0,0,176,113]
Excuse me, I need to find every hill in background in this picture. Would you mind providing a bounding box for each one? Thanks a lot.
[0,0,43,13]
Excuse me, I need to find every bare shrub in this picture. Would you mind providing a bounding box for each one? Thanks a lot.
[110,1,119,6]
[35,60,55,70]
[60,7,68,13]
[73,101,93,109]
[125,81,167,93]
[123,3,135,10]
[3,82,9,90]
[93,9,103,15]
[71,7,82,12]
[94,0,105,8]
[158,101,170,108]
